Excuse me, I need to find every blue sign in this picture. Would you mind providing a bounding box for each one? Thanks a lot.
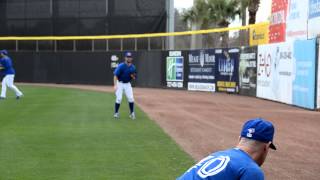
[187,49,216,91]
[215,48,240,93]
[309,0,320,19]
[292,39,317,109]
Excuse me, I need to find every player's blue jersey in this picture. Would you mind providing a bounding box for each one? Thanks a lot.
[114,62,136,83]
[0,56,15,75]
[177,148,264,180]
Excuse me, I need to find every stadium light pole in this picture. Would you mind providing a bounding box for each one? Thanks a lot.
[166,0,175,50]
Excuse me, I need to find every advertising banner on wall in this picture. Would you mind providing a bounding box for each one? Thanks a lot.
[166,51,184,88]
[286,0,308,41]
[250,23,269,46]
[318,43,320,109]
[187,49,216,92]
[257,42,294,104]
[239,46,258,96]
[308,0,320,39]
[269,0,288,43]
[215,48,239,93]
[292,39,317,109]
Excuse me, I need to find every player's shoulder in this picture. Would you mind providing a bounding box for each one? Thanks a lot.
[0,57,8,63]
[227,149,263,179]
[2,56,11,62]
[117,62,126,68]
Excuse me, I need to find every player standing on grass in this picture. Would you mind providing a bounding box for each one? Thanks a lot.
[0,50,23,100]
[113,51,137,119]
[177,118,276,180]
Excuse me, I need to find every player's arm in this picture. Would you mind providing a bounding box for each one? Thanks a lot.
[113,75,118,90]
[113,64,122,90]
[130,66,137,80]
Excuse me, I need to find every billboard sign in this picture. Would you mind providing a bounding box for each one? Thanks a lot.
[166,51,184,88]
[318,42,320,109]
[187,49,216,92]
[286,0,308,41]
[269,0,288,43]
[257,42,294,104]
[239,46,258,96]
[308,0,320,39]
[292,39,317,109]
[250,23,269,46]
[215,48,240,93]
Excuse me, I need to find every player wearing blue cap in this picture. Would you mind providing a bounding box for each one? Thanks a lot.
[177,118,276,180]
[0,50,23,100]
[113,52,137,119]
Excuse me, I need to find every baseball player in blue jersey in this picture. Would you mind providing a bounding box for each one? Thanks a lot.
[0,50,23,100]
[113,51,137,119]
[177,118,276,180]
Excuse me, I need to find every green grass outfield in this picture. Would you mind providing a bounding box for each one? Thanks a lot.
[0,85,194,180]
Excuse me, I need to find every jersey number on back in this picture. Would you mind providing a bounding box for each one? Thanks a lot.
[197,156,230,178]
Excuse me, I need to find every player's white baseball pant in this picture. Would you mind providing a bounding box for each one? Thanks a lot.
[115,82,134,103]
[1,75,23,98]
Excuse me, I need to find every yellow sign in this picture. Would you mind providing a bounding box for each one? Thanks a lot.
[249,23,269,46]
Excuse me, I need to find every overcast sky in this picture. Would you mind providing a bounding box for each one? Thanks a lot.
[174,0,272,23]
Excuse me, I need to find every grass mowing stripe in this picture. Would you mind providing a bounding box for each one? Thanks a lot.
[0,86,194,180]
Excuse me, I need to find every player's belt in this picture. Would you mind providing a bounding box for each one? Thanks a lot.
[119,81,129,83]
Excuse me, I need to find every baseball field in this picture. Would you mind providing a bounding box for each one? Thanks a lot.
[1,84,320,180]
[0,85,193,179]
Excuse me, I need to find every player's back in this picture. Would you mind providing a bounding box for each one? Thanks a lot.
[177,148,264,180]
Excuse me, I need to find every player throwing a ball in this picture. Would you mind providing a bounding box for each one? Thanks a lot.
[113,52,137,119]
[0,50,23,100]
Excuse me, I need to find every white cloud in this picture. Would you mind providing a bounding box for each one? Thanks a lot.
[256,0,272,22]
[174,0,193,11]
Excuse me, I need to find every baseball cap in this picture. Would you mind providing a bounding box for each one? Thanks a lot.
[240,118,276,150]
[125,51,132,57]
[0,50,8,55]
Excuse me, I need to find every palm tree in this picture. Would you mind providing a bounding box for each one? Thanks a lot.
[237,0,261,46]
[248,0,260,24]
[239,0,249,26]
[182,0,211,49]
[238,0,261,25]
[182,0,241,48]
[182,0,210,30]
[207,0,241,47]
[207,0,240,27]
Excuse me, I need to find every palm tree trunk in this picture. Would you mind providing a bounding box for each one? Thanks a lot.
[241,6,248,46]
[241,7,247,26]
[190,22,203,49]
[219,21,230,48]
[248,0,260,24]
